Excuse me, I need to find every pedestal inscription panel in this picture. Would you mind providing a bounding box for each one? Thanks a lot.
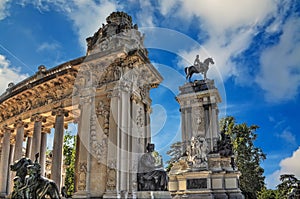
[187,178,207,189]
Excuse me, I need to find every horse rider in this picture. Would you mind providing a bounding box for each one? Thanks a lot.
[194,55,201,72]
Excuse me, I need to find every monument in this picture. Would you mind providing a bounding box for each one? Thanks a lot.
[168,56,244,198]
[0,11,165,198]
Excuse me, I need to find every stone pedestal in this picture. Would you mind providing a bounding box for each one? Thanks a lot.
[171,80,244,199]
[137,191,172,199]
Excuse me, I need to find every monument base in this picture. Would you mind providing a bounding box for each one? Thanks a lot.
[137,191,172,199]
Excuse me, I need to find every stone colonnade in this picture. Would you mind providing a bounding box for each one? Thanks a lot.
[0,108,71,197]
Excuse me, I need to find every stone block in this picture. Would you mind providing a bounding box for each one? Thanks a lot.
[137,191,171,199]
[212,178,223,189]
[225,178,237,189]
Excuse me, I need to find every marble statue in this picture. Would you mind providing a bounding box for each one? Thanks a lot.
[185,56,214,81]
[138,143,168,191]
[10,153,61,199]
[187,136,208,168]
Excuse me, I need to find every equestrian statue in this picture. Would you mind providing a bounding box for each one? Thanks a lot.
[185,55,214,82]
[10,153,61,199]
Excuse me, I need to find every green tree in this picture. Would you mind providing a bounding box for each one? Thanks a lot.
[220,116,266,199]
[166,141,184,165]
[277,174,299,198]
[63,131,76,196]
[257,188,283,199]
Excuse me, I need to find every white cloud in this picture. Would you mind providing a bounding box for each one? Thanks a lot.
[66,0,118,50]
[276,129,297,146]
[0,54,29,94]
[160,0,277,86]
[37,41,61,52]
[0,0,10,20]
[266,147,300,189]
[18,0,118,50]
[157,0,177,16]
[255,16,300,102]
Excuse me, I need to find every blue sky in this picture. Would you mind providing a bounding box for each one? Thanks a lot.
[0,0,299,189]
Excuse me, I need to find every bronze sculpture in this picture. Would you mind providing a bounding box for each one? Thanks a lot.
[185,56,214,81]
[10,153,61,199]
[138,143,168,191]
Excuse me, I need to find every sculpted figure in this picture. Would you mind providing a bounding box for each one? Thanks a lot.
[10,153,61,199]
[185,55,214,81]
[186,136,208,168]
[138,143,168,191]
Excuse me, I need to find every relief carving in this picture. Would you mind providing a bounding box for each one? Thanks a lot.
[90,114,107,163]
[96,100,110,135]
[106,160,117,191]
[78,162,87,191]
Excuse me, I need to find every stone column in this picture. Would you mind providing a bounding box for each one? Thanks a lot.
[145,104,151,148]
[40,128,49,176]
[211,104,218,151]
[0,126,12,197]
[30,114,45,160]
[7,139,15,193]
[25,132,33,158]
[120,87,130,192]
[51,108,68,190]
[104,90,120,198]
[13,119,27,161]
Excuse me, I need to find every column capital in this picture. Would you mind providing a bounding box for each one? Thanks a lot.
[31,114,47,123]
[1,124,13,133]
[119,80,132,92]
[52,108,69,117]
[41,127,51,134]
[79,96,92,105]
[14,118,28,128]
[25,131,33,137]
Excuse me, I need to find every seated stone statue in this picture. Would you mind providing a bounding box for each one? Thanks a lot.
[138,143,168,191]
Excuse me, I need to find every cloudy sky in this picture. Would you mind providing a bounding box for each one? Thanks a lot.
[0,0,299,189]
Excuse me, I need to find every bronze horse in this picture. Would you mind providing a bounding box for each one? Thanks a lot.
[184,57,214,81]
[10,156,61,199]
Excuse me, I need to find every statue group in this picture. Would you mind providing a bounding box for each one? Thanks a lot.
[10,153,60,199]
[138,143,168,191]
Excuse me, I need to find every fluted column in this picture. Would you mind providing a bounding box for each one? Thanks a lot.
[13,119,27,161]
[40,128,50,176]
[30,114,46,160]
[25,132,33,158]
[51,108,68,190]
[0,126,12,196]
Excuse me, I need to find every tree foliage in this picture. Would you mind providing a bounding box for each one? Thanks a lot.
[277,174,299,198]
[63,131,76,196]
[220,116,266,199]
[166,141,184,166]
[257,188,283,199]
